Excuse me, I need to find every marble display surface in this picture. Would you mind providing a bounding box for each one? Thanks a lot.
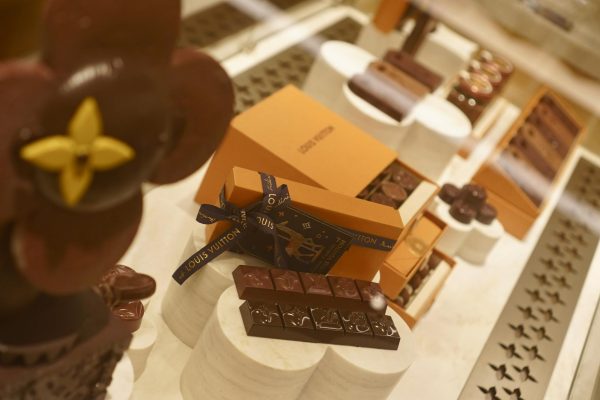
[180,287,415,400]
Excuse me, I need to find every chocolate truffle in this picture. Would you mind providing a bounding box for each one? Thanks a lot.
[457,184,487,212]
[449,201,477,224]
[477,203,497,225]
[380,182,408,204]
[439,183,460,205]
[369,192,397,208]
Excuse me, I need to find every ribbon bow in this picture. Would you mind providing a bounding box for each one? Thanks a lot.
[173,173,291,284]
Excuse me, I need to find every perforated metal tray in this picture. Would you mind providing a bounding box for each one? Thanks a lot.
[231,17,362,113]
[459,158,600,400]
[179,0,316,49]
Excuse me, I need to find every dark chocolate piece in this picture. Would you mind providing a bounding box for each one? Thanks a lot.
[383,50,443,91]
[96,265,156,307]
[519,122,563,171]
[457,184,487,212]
[439,183,460,205]
[528,103,574,153]
[233,265,274,300]
[455,72,494,104]
[335,310,374,347]
[369,192,397,208]
[391,169,419,193]
[328,276,361,300]
[300,272,333,297]
[368,61,429,98]
[468,60,502,90]
[310,307,344,342]
[540,95,578,135]
[477,50,514,79]
[477,203,497,225]
[510,135,556,179]
[239,301,283,339]
[449,201,477,224]
[367,313,401,350]
[278,304,317,342]
[113,300,144,333]
[380,182,408,204]
[233,266,387,314]
[428,253,443,269]
[447,88,485,123]
[348,70,419,122]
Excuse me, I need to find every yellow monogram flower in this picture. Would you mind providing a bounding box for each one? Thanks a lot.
[20,97,135,206]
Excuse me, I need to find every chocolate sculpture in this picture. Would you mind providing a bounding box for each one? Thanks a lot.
[0,0,234,398]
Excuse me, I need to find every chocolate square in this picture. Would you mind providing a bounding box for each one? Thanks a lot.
[300,272,332,296]
[233,265,274,301]
[270,269,303,294]
[332,310,374,347]
[328,276,360,300]
[278,304,317,342]
[310,307,343,342]
[367,313,400,350]
[239,301,283,339]
[355,280,383,302]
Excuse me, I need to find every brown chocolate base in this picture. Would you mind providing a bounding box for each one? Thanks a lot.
[0,290,131,400]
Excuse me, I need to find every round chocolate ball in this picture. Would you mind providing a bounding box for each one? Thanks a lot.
[449,200,477,224]
[391,169,419,193]
[439,183,460,205]
[477,203,497,225]
[369,192,397,208]
[381,182,408,204]
[457,184,487,212]
[428,253,442,270]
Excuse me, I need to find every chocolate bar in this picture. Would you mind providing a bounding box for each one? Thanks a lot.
[527,103,575,154]
[357,161,421,209]
[393,252,441,308]
[383,50,442,92]
[348,69,419,122]
[540,95,578,135]
[233,265,387,315]
[517,123,562,172]
[509,135,556,180]
[497,147,547,206]
[368,60,429,98]
[239,301,400,350]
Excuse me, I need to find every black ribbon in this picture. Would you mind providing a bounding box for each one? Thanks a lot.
[172,173,397,285]
[173,173,291,284]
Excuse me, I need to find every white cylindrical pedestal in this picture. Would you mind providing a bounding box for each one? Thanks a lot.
[434,206,472,257]
[181,286,325,400]
[398,95,471,182]
[303,41,375,109]
[458,219,504,265]
[297,314,414,400]
[334,84,409,150]
[127,317,157,380]
[106,354,134,400]
[161,226,268,347]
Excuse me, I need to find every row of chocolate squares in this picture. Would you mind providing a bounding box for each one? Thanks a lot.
[240,301,400,351]
[394,251,443,308]
[358,161,421,209]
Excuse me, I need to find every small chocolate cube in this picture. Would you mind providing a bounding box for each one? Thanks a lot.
[239,301,283,339]
[355,280,386,314]
[270,269,303,299]
[310,307,344,342]
[233,265,274,301]
[367,313,400,350]
[328,276,361,301]
[335,310,374,347]
[300,272,333,296]
[278,304,317,342]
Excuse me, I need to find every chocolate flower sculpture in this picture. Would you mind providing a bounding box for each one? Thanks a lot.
[0,0,234,300]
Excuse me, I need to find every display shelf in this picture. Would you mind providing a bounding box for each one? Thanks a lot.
[413,0,600,117]
[119,5,600,400]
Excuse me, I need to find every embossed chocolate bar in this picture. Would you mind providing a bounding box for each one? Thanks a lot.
[232,265,387,315]
[383,50,443,92]
[348,69,420,122]
[368,61,429,98]
[239,300,400,350]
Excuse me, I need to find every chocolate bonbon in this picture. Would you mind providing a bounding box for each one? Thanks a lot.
[233,265,387,315]
[239,300,400,350]
[358,160,422,209]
